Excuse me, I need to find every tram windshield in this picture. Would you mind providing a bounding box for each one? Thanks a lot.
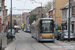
[42,23,53,33]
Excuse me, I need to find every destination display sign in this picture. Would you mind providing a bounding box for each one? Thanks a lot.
[42,21,52,23]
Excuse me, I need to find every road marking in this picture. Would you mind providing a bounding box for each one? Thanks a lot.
[22,49,28,50]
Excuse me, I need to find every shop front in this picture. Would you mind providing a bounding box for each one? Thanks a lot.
[61,22,67,31]
[71,17,75,33]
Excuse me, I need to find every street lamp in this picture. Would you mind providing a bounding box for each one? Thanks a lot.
[68,0,70,41]
[35,2,43,18]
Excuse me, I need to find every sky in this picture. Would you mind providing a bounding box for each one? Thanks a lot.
[5,0,53,15]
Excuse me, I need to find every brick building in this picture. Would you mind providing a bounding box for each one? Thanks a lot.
[31,7,46,20]
[71,0,75,33]
[22,12,29,24]
[12,14,22,27]
[53,0,69,26]
[0,0,5,33]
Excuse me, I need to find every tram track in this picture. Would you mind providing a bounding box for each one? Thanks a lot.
[54,40,73,50]
[22,32,72,50]
[56,40,75,46]
[22,31,53,50]
[15,34,22,50]
[41,40,73,50]
[15,31,35,50]
[22,35,35,50]
[15,31,74,50]
[24,33,54,50]
[42,43,53,50]
[41,42,61,50]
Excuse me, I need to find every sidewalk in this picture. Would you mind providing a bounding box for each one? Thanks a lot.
[0,33,7,50]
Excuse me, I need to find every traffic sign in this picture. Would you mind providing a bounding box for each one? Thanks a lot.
[7,17,9,22]
[56,24,58,27]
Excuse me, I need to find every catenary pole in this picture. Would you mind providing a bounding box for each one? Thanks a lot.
[10,0,12,36]
[68,0,70,42]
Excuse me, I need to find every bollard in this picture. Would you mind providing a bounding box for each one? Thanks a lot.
[0,39,2,50]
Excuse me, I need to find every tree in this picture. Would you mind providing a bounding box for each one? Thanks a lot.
[44,1,52,10]
[56,26,61,30]
[29,14,36,24]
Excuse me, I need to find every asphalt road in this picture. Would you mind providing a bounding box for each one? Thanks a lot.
[5,30,75,50]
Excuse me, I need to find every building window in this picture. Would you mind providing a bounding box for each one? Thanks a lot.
[62,10,64,17]
[65,10,67,18]
[14,16,16,18]
[53,15,55,21]
[62,10,67,18]
[18,19,21,21]
[72,6,75,15]
[53,2,55,9]
[19,16,21,18]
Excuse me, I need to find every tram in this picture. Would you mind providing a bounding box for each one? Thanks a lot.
[31,18,55,42]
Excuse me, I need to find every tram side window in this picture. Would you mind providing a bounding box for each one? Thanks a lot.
[49,24,53,32]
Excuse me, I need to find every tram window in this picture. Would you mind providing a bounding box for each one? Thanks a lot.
[42,23,53,33]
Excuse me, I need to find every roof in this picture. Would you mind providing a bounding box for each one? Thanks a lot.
[38,18,54,21]
[34,7,41,9]
[49,9,53,12]
[22,12,29,15]
[22,12,29,17]
[60,3,69,10]
[40,18,53,19]
[32,18,54,25]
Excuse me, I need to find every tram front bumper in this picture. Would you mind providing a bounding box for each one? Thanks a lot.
[38,37,55,41]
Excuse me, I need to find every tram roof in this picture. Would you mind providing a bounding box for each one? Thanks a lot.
[32,18,54,24]
[38,18,53,20]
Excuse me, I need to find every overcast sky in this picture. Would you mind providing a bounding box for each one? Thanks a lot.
[5,0,52,15]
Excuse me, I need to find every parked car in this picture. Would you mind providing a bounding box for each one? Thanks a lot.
[54,31,58,38]
[24,29,26,32]
[6,29,15,39]
[55,31,62,40]
[60,30,74,40]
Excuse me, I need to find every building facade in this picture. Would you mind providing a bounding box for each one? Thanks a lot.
[12,14,22,27]
[71,0,75,33]
[4,6,8,28]
[61,3,72,31]
[0,0,5,33]
[22,12,29,25]
[53,0,69,26]
[49,3,53,18]
[31,7,46,20]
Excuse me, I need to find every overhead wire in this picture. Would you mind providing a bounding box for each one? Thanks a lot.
[15,0,34,10]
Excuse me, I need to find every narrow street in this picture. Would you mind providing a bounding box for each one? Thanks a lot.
[5,30,75,50]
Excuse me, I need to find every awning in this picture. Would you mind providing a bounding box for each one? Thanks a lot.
[62,22,66,23]
[62,21,67,23]
[71,17,75,21]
